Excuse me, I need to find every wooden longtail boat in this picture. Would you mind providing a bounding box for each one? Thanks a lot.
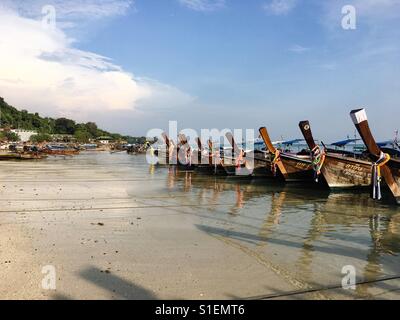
[298,120,372,188]
[156,132,172,165]
[350,109,400,204]
[157,133,195,171]
[175,134,195,171]
[224,132,272,177]
[0,152,47,160]
[259,127,314,182]
[42,145,79,156]
[223,132,251,176]
[194,139,229,175]
[193,138,219,174]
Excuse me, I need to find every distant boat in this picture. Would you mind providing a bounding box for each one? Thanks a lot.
[0,151,47,160]
[43,144,80,156]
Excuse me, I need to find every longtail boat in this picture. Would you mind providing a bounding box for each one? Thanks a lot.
[223,132,251,176]
[0,151,47,160]
[193,138,218,174]
[298,120,372,188]
[174,133,195,171]
[350,108,400,204]
[154,132,176,166]
[259,127,314,182]
[157,133,195,171]
[42,145,79,156]
[224,132,272,177]
[194,139,230,176]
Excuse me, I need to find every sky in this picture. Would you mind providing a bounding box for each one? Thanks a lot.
[0,0,399,141]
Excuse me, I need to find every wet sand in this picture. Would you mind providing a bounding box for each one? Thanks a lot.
[1,152,400,299]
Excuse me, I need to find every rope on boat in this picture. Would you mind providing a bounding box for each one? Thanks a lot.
[235,149,245,168]
[372,152,391,200]
[271,150,281,177]
[311,145,326,182]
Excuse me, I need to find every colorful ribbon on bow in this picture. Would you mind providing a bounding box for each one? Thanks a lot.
[271,149,281,177]
[311,145,326,182]
[236,150,245,168]
[372,152,391,200]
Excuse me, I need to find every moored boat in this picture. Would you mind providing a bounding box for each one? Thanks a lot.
[299,120,372,188]
[224,132,272,177]
[259,127,314,182]
[0,151,47,160]
[42,145,80,156]
[350,108,400,204]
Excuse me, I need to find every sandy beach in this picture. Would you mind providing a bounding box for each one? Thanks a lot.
[1,152,400,300]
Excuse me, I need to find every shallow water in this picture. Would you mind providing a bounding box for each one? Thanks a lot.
[1,152,400,299]
[148,155,400,298]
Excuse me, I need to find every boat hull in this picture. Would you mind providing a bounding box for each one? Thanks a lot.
[0,152,47,160]
[280,154,314,182]
[322,154,372,189]
[389,164,400,204]
[43,150,79,156]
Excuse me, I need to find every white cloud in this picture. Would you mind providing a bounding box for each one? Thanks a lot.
[263,0,298,15]
[0,0,133,19]
[178,0,225,12]
[289,44,310,53]
[0,9,193,124]
[0,0,134,30]
[320,63,337,71]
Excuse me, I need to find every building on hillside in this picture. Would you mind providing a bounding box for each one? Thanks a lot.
[11,129,38,142]
[97,136,113,145]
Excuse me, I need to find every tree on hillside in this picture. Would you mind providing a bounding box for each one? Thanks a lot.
[55,118,76,135]
[30,133,52,143]
[85,122,99,137]
[0,97,144,143]
[74,130,91,143]
[0,131,20,142]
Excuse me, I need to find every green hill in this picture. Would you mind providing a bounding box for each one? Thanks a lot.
[0,97,146,144]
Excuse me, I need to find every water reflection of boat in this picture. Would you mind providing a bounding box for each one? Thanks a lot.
[193,185,400,298]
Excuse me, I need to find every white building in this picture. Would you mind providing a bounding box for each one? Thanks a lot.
[11,129,37,142]
[97,136,113,145]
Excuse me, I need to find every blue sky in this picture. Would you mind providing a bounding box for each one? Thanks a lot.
[0,0,399,141]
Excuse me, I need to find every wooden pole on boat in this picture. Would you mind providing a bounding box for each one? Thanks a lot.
[299,120,326,182]
[299,121,318,150]
[178,134,191,165]
[225,132,241,161]
[162,132,170,164]
[196,137,202,164]
[208,139,213,163]
[259,127,288,179]
[350,108,400,204]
